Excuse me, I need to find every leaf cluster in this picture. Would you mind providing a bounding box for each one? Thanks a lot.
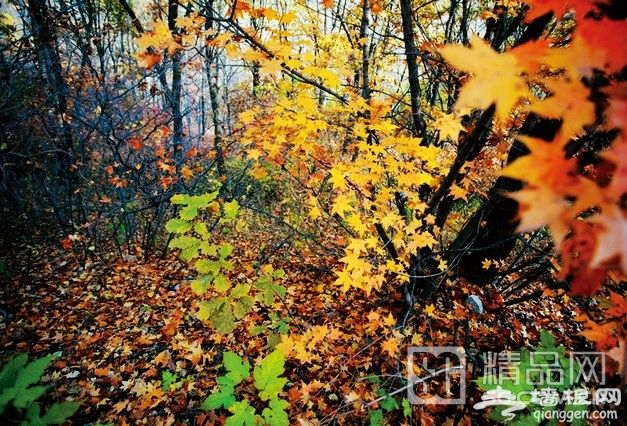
[200,349,289,426]
[0,353,80,425]
[167,192,288,334]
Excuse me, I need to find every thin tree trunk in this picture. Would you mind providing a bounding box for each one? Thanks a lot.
[27,0,78,225]
[204,0,227,189]
[399,0,426,139]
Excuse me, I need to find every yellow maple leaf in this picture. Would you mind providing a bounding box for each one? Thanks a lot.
[329,168,347,190]
[414,231,437,249]
[260,58,284,75]
[383,313,396,327]
[411,333,423,346]
[440,36,530,120]
[381,336,400,358]
[482,259,492,270]
[424,304,436,316]
[449,184,468,201]
[346,238,369,254]
[334,268,353,292]
[136,31,160,51]
[331,194,355,218]
[433,112,466,142]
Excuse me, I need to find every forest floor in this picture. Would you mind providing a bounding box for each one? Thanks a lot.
[0,221,618,425]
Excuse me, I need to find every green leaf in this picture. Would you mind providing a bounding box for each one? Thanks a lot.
[214,274,231,292]
[250,325,267,336]
[562,403,588,426]
[181,245,200,261]
[170,194,190,205]
[402,398,411,417]
[223,352,251,385]
[226,400,257,426]
[15,356,54,390]
[39,401,81,424]
[0,353,28,388]
[197,300,215,321]
[23,402,42,424]
[0,386,17,410]
[220,260,234,272]
[223,200,239,220]
[255,276,287,306]
[190,275,213,295]
[161,371,178,391]
[166,218,192,234]
[196,259,221,275]
[169,236,200,250]
[13,385,47,408]
[194,222,209,239]
[253,349,287,401]
[197,299,235,334]
[230,283,251,298]
[276,319,290,335]
[368,408,384,426]
[233,296,254,320]
[539,330,556,349]
[189,192,219,208]
[179,205,198,221]
[200,379,236,411]
[199,242,218,256]
[218,243,234,259]
[262,397,289,426]
[272,269,285,279]
[380,395,399,412]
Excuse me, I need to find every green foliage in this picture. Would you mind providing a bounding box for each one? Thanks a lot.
[255,266,287,307]
[167,191,287,334]
[0,353,80,425]
[365,376,412,424]
[476,330,587,425]
[224,352,251,385]
[200,349,289,426]
[161,370,187,392]
[200,376,237,410]
[253,349,287,401]
[226,400,257,426]
[368,408,384,426]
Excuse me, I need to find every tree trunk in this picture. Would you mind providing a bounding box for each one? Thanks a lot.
[399,0,426,139]
[204,0,227,187]
[449,116,561,284]
[27,0,78,225]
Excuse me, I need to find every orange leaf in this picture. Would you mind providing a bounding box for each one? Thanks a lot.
[129,135,143,151]
[607,291,627,318]
[581,322,618,350]
[94,367,111,377]
[135,51,162,69]
[153,350,172,367]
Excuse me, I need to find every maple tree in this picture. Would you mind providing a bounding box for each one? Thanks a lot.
[0,0,625,424]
